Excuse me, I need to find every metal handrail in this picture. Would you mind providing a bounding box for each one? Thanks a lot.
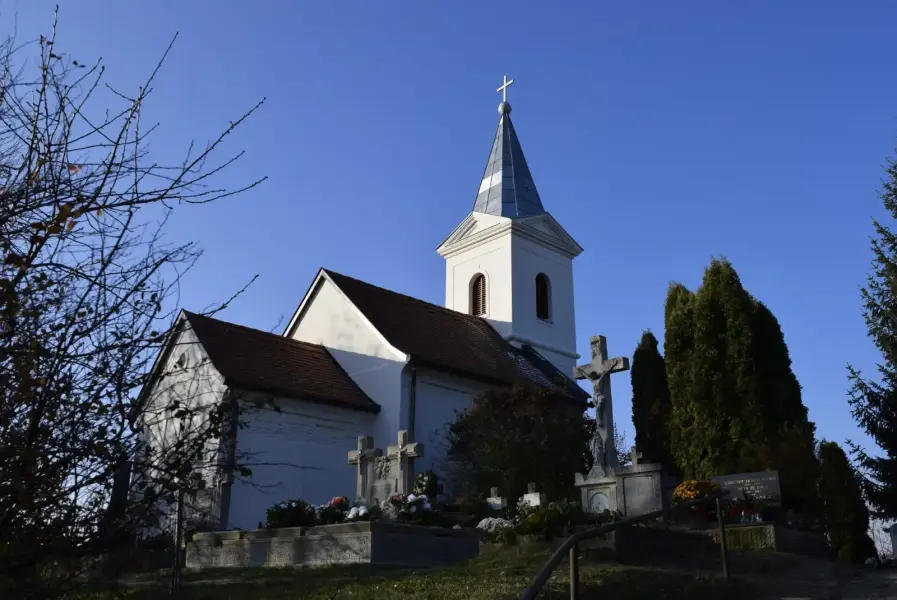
[519,491,731,600]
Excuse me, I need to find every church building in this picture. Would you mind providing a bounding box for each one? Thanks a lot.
[141,81,589,531]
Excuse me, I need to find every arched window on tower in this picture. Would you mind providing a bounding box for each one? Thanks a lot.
[470,274,487,316]
[536,273,551,321]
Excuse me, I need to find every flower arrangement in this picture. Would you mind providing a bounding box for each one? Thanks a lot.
[384,493,438,525]
[265,499,316,529]
[672,480,720,504]
[476,517,513,534]
[266,496,381,528]
[316,496,351,524]
[413,470,439,498]
[477,517,516,545]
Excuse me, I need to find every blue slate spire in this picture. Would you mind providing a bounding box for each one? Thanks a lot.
[472,99,546,219]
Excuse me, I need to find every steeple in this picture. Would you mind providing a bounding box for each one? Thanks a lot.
[472,76,546,219]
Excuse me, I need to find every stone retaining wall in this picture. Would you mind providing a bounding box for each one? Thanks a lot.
[186,522,479,569]
[704,523,826,557]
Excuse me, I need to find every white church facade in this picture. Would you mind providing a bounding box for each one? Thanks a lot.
[140,86,590,531]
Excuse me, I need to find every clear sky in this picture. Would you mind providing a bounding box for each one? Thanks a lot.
[8,1,897,455]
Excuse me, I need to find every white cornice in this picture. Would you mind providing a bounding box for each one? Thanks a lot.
[437,213,583,260]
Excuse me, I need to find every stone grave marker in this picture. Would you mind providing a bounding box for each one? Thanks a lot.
[487,486,507,512]
[521,482,546,507]
[386,430,424,495]
[712,471,781,505]
[347,435,382,503]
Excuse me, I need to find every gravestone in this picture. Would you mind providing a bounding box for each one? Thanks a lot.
[386,430,424,495]
[521,482,546,507]
[712,471,781,505]
[348,436,382,503]
[487,487,507,512]
[348,431,425,506]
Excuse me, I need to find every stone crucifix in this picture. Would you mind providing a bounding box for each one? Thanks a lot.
[574,335,630,470]
[348,436,382,503]
[386,430,424,495]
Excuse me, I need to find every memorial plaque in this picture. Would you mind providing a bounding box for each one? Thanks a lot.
[712,470,781,504]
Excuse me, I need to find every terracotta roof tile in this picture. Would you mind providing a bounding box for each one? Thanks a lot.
[323,270,589,403]
[184,311,379,413]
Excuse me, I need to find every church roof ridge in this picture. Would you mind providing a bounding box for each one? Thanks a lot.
[321,269,481,324]
[321,269,588,403]
[472,77,546,219]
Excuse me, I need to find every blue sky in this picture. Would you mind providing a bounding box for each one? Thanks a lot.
[9,1,897,455]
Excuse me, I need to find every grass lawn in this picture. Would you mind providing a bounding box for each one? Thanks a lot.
[89,544,742,600]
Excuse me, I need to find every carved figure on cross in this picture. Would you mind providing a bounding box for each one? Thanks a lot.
[386,430,424,495]
[348,435,382,503]
[574,335,630,469]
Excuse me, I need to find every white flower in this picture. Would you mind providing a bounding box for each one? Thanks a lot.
[423,503,432,511]
[477,517,513,533]
[358,507,369,517]
[347,507,360,520]
[407,494,417,503]
[410,505,417,514]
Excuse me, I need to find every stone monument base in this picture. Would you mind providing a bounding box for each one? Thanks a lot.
[186,522,480,570]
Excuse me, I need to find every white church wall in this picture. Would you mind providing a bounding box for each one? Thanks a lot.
[141,322,227,528]
[411,367,494,496]
[444,232,514,339]
[509,234,578,377]
[288,276,407,454]
[228,394,375,530]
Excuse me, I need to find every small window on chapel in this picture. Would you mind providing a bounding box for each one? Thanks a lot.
[471,274,487,316]
[536,273,551,321]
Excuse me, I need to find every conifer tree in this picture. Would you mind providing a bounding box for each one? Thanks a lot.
[847,142,897,520]
[693,259,767,474]
[752,301,820,516]
[664,283,698,477]
[818,441,878,563]
[630,330,675,472]
[664,259,819,512]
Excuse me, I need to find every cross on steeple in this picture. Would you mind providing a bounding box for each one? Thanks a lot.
[497,74,514,103]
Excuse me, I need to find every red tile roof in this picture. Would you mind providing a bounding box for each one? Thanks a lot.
[184,311,379,413]
[323,270,588,403]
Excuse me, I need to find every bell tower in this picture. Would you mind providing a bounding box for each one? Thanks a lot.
[436,76,583,377]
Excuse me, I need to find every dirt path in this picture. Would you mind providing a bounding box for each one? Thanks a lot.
[841,570,897,599]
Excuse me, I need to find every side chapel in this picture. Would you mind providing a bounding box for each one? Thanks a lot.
[141,78,590,531]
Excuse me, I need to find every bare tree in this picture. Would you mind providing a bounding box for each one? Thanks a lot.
[0,12,264,599]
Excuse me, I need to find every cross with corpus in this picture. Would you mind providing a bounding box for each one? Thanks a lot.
[497,74,514,103]
[574,335,630,427]
[574,335,630,468]
[348,436,382,502]
[387,430,424,495]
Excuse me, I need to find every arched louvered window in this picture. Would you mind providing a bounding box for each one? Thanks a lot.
[536,273,551,321]
[471,274,487,316]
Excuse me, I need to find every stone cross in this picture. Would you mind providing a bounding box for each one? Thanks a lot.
[487,486,507,512]
[630,446,643,467]
[348,436,382,503]
[522,482,545,507]
[386,430,424,495]
[497,74,514,103]
[574,335,630,470]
